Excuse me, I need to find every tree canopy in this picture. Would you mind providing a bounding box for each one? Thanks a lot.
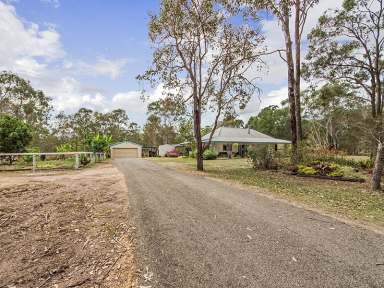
[247,105,291,140]
[0,115,32,155]
[0,71,52,131]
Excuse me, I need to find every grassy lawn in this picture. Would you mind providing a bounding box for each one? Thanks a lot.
[151,157,384,228]
[344,155,370,161]
[36,158,77,169]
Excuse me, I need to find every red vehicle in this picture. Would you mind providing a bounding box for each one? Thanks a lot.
[165,149,180,157]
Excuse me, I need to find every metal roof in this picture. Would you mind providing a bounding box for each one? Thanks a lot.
[201,127,291,144]
[110,141,142,148]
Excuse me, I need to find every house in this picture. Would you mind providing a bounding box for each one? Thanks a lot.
[202,127,290,157]
[158,144,176,157]
[110,141,142,159]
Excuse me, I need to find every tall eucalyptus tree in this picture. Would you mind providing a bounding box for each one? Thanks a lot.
[139,0,266,171]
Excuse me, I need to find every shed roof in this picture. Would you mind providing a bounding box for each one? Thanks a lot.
[110,141,142,148]
[202,127,291,144]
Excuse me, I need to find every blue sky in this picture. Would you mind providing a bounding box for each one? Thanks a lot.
[0,0,343,126]
[9,0,158,93]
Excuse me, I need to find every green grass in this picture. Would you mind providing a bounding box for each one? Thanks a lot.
[151,157,384,227]
[344,155,370,161]
[36,158,77,169]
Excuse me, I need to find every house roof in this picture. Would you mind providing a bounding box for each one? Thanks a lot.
[202,127,291,144]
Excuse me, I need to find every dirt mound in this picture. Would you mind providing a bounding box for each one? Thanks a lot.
[0,164,136,288]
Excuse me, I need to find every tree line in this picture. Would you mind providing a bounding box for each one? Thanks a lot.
[0,71,195,154]
[1,0,383,190]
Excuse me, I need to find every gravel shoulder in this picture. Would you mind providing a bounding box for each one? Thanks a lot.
[116,158,384,288]
[0,163,137,288]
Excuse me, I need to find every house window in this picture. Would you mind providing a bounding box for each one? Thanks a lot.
[223,144,227,151]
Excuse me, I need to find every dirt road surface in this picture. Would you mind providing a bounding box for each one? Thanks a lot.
[115,158,384,288]
[0,164,136,288]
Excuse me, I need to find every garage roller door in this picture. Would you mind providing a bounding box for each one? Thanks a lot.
[112,148,138,158]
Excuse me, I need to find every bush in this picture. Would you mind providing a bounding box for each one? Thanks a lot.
[90,134,112,154]
[302,148,373,170]
[189,149,218,160]
[0,115,32,164]
[328,169,344,177]
[248,145,279,170]
[56,143,74,153]
[341,166,363,180]
[203,149,218,160]
[298,162,344,177]
[298,165,317,175]
[357,159,374,169]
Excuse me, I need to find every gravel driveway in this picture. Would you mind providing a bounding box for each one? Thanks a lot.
[115,158,384,288]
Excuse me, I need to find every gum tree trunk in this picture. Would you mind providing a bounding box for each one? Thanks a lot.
[372,141,384,191]
[194,95,204,171]
[282,11,298,162]
[294,0,302,142]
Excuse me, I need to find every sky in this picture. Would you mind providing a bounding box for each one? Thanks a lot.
[0,0,343,126]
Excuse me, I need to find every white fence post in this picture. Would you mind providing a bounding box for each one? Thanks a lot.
[75,153,79,169]
[32,154,36,173]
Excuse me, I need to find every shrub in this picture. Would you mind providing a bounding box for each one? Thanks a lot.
[298,165,317,175]
[341,166,364,180]
[248,145,279,170]
[357,159,374,169]
[90,134,112,154]
[328,169,344,177]
[302,148,373,170]
[56,143,74,153]
[203,149,218,160]
[189,149,218,160]
[298,162,345,177]
[0,115,32,164]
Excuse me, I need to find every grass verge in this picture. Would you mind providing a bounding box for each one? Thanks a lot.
[151,157,384,228]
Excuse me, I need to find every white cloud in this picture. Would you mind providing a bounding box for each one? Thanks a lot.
[49,79,165,124]
[78,57,129,80]
[0,2,64,69]
[0,1,142,121]
[111,83,173,113]
[112,91,144,113]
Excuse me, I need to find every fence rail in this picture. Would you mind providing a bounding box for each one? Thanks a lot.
[0,152,106,172]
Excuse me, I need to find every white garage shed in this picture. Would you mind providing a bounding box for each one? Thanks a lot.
[110,141,142,159]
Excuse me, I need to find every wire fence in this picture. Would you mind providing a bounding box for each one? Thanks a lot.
[0,152,107,172]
